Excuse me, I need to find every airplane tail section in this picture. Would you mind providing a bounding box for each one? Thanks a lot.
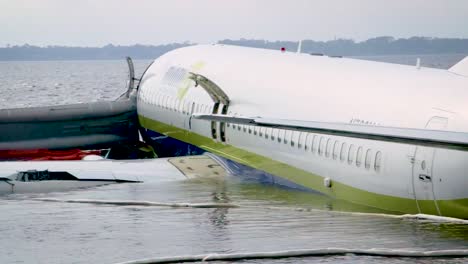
[449,56,468,76]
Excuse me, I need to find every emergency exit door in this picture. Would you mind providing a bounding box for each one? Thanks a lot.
[412,116,447,216]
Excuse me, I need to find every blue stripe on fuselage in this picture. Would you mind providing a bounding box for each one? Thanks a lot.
[143,128,318,193]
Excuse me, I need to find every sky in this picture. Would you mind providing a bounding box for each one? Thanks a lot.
[0,0,467,47]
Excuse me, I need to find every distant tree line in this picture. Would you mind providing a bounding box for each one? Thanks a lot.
[1,37,467,61]
[219,37,468,56]
[0,43,191,61]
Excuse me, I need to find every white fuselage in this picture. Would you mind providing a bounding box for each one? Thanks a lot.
[137,44,468,218]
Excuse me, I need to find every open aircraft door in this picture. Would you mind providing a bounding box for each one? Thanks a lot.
[188,72,230,143]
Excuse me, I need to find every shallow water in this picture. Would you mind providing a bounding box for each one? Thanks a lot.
[0,55,467,264]
[1,178,467,264]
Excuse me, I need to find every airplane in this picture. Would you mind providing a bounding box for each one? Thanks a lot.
[135,44,468,219]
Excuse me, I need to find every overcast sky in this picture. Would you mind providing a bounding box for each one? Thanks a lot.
[1,0,467,47]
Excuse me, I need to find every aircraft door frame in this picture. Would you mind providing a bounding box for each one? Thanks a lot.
[185,102,195,130]
[217,104,228,143]
[211,102,220,140]
[411,116,447,216]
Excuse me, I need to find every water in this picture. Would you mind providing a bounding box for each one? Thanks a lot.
[2,180,467,264]
[0,55,467,264]
[0,60,150,109]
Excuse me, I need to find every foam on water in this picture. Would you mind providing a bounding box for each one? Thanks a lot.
[115,248,468,264]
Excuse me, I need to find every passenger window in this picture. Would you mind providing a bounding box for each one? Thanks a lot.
[304,134,311,151]
[186,101,191,114]
[166,97,171,110]
[177,100,182,112]
[340,142,347,162]
[278,129,284,143]
[162,96,167,109]
[283,130,289,144]
[167,97,172,110]
[176,100,181,112]
[318,137,325,155]
[179,101,183,114]
[154,93,159,106]
[265,128,270,139]
[325,138,332,157]
[159,94,164,107]
[298,132,303,149]
[356,146,363,167]
[190,102,195,115]
[243,125,247,133]
[348,144,356,164]
[180,101,185,114]
[374,151,382,172]
[248,126,252,134]
[271,129,276,141]
[291,131,298,147]
[155,93,160,106]
[253,127,257,135]
[160,95,165,107]
[181,101,186,113]
[365,149,372,169]
[173,99,177,112]
[312,135,318,153]
[259,127,264,137]
[332,140,339,160]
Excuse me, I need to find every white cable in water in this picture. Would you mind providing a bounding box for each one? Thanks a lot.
[33,198,239,208]
[32,198,467,224]
[115,248,468,264]
[261,206,468,224]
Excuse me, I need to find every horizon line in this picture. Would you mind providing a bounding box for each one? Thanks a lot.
[2,36,468,49]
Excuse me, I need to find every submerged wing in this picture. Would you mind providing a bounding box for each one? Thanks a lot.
[0,154,227,195]
[192,114,468,150]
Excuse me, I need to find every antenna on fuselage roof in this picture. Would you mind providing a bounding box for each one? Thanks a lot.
[296,40,303,54]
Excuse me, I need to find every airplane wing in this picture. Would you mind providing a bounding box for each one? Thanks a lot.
[192,114,468,150]
[0,155,225,195]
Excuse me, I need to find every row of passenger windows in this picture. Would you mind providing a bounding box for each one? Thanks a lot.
[227,123,382,172]
[140,91,213,116]
[139,91,383,172]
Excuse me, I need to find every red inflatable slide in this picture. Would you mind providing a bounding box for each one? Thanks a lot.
[0,149,103,161]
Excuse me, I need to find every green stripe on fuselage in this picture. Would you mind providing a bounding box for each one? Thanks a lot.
[139,115,468,219]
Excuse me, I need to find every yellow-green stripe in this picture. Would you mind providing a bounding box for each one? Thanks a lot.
[139,115,468,219]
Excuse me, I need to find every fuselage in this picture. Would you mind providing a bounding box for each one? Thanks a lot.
[137,44,468,219]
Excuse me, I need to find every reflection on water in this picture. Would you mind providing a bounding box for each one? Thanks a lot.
[0,56,467,263]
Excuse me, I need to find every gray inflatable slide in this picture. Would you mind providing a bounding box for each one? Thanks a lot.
[0,57,140,151]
